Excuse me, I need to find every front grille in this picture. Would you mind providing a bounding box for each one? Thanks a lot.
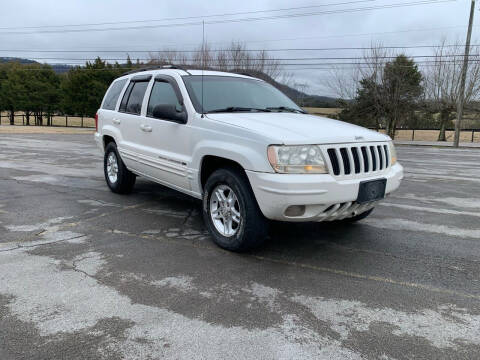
[325,143,390,176]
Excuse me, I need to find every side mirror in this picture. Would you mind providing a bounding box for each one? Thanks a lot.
[152,104,187,123]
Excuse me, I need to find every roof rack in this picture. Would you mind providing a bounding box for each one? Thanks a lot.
[121,65,191,76]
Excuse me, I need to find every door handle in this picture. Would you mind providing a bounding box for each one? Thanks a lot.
[112,119,121,125]
[140,124,152,132]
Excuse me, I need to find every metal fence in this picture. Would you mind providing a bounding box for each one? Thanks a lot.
[0,113,95,128]
[370,128,480,142]
[1,113,479,142]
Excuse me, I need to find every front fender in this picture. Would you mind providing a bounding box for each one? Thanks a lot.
[191,139,272,173]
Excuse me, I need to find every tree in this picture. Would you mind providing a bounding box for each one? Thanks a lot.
[61,58,123,117]
[423,40,480,140]
[149,41,283,80]
[382,55,423,137]
[332,46,423,138]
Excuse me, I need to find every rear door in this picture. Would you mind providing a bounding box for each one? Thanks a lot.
[115,74,151,173]
[137,75,191,191]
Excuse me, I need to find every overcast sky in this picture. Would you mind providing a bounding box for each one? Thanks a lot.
[0,0,476,96]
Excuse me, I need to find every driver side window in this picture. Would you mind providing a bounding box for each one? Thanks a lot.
[147,81,181,118]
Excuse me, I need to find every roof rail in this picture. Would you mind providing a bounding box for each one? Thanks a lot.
[121,65,191,76]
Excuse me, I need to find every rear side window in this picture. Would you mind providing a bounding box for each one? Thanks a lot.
[119,81,149,115]
[102,79,127,110]
[147,81,181,117]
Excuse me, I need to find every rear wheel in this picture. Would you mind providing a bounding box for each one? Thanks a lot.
[104,142,136,194]
[203,167,267,252]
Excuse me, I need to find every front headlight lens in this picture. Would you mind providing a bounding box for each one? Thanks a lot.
[267,145,328,173]
[388,141,397,165]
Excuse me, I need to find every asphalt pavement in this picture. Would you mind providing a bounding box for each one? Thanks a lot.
[0,133,479,359]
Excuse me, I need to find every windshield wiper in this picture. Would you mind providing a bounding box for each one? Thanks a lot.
[206,107,271,113]
[266,106,307,114]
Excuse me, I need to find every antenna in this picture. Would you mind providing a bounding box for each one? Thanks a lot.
[201,20,205,118]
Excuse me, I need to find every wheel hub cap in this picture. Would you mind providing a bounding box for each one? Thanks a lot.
[106,152,119,183]
[209,184,241,237]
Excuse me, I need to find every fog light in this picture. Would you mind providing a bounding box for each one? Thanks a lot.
[284,205,306,217]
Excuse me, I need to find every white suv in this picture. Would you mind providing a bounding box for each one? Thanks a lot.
[95,67,403,251]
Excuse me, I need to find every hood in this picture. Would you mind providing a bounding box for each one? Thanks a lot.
[205,112,390,145]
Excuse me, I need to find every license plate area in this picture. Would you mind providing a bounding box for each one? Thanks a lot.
[356,178,387,204]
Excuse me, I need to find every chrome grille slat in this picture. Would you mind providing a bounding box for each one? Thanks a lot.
[335,148,344,176]
[366,146,373,172]
[358,147,365,173]
[324,142,389,177]
[378,145,386,170]
[373,146,380,172]
[346,147,356,174]
[383,145,389,168]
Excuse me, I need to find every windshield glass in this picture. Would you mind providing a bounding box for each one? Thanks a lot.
[182,75,303,113]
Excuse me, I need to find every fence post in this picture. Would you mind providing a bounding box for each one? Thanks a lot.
[65,115,68,127]
[81,115,84,128]
[411,129,415,141]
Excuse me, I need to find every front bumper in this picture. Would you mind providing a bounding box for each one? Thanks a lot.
[246,163,403,222]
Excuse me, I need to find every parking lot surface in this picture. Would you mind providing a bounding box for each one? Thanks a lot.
[0,133,479,359]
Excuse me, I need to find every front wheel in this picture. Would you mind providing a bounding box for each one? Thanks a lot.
[203,167,268,252]
[104,142,136,194]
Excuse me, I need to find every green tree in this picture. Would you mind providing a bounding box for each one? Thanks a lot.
[61,57,123,117]
[382,55,423,138]
[339,55,423,139]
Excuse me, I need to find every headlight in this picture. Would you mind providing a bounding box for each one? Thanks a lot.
[267,145,328,174]
[388,141,397,165]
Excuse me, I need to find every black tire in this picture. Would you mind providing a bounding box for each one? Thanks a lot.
[203,167,268,252]
[104,142,136,194]
[341,207,374,223]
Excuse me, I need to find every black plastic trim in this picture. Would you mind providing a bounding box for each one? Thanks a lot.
[131,74,152,82]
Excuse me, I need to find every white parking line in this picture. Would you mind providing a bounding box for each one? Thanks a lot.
[364,218,480,240]
[379,202,480,218]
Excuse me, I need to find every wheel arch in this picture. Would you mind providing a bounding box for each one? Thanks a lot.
[199,155,246,191]
[103,135,116,149]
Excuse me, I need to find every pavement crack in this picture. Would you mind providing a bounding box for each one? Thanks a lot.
[0,234,87,253]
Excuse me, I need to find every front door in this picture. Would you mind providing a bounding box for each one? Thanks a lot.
[136,76,191,191]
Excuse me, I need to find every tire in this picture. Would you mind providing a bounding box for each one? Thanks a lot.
[104,142,136,194]
[203,167,268,252]
[341,207,374,223]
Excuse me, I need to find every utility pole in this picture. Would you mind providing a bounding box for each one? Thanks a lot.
[454,0,476,147]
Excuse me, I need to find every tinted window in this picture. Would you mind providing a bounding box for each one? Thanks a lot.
[119,82,134,112]
[147,81,181,117]
[182,75,302,113]
[119,81,149,115]
[102,79,127,110]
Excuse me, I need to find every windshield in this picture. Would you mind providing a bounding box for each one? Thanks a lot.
[182,75,304,114]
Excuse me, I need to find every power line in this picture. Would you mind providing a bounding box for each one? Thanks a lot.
[0,0,455,35]
[0,44,478,54]
[0,0,377,30]
[24,54,474,60]
[14,62,473,72]
[12,59,478,68]
[4,23,463,50]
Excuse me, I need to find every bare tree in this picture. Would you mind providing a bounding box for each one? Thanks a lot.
[423,40,480,140]
[148,41,283,80]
